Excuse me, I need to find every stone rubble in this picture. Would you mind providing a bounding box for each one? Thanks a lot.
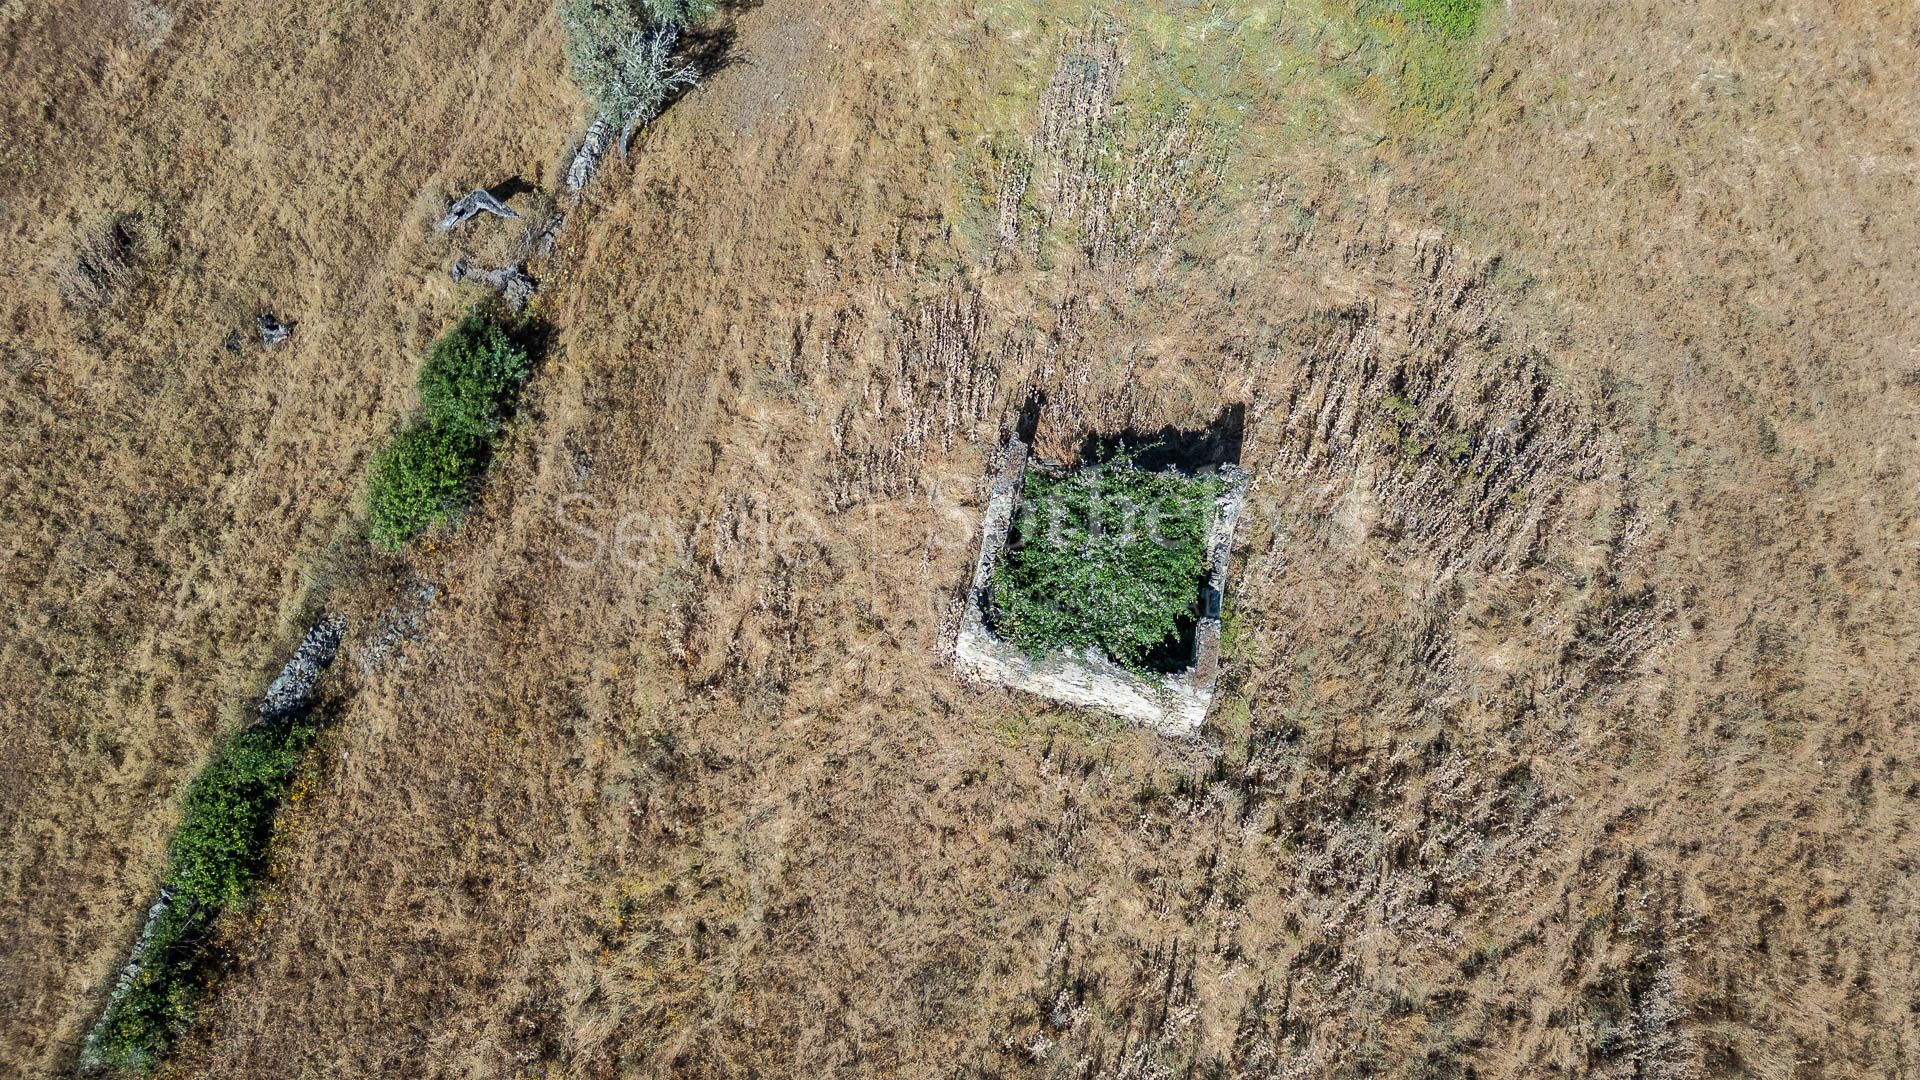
[451,259,536,312]
[565,116,612,193]
[256,615,346,726]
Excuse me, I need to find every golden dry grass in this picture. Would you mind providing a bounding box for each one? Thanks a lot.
[3,0,1918,1077]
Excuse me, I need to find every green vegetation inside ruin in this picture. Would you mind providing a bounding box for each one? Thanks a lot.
[84,718,319,1073]
[989,457,1227,675]
[365,307,531,550]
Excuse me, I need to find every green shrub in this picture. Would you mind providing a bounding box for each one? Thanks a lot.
[365,422,478,550]
[168,724,316,910]
[86,720,317,1072]
[364,306,530,551]
[417,309,531,438]
[86,913,194,1073]
[989,459,1226,674]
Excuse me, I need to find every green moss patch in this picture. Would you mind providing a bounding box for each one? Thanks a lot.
[1398,0,1484,39]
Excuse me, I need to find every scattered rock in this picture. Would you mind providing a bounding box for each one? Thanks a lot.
[358,581,436,673]
[437,188,520,232]
[451,259,537,312]
[257,312,293,348]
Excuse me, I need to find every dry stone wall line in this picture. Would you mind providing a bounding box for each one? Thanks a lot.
[82,16,717,1068]
[450,260,537,313]
[256,616,345,725]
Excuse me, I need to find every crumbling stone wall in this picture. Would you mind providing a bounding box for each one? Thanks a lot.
[953,437,1247,736]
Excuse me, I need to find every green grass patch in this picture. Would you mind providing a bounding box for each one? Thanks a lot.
[1396,0,1484,39]
[84,719,318,1072]
[365,306,531,550]
[1375,392,1478,476]
[947,0,1493,264]
[989,457,1226,675]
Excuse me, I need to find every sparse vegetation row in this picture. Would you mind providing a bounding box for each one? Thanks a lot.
[82,719,317,1072]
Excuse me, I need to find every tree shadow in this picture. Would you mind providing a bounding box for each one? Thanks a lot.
[1013,388,1046,444]
[1073,403,1247,474]
[487,177,537,201]
[667,20,744,113]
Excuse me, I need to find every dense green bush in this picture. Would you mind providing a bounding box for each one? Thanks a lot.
[85,720,317,1072]
[558,0,713,134]
[365,422,479,550]
[364,307,529,550]
[417,309,531,438]
[989,459,1226,674]
[167,724,317,911]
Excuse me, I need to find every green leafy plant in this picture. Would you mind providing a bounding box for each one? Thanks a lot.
[989,458,1226,675]
[364,306,531,550]
[365,422,479,550]
[417,309,531,438]
[167,725,315,911]
[84,719,317,1072]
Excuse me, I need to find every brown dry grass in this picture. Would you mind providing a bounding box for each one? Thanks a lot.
[3,0,1918,1077]
[0,0,576,1069]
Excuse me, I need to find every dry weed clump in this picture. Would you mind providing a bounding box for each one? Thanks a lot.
[1262,236,1621,575]
[54,206,167,322]
[982,23,1227,272]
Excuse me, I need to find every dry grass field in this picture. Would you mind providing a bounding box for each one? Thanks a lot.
[3,0,1917,1077]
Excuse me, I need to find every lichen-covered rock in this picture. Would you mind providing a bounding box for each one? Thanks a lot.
[257,616,345,725]
[565,116,612,193]
[437,188,519,232]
